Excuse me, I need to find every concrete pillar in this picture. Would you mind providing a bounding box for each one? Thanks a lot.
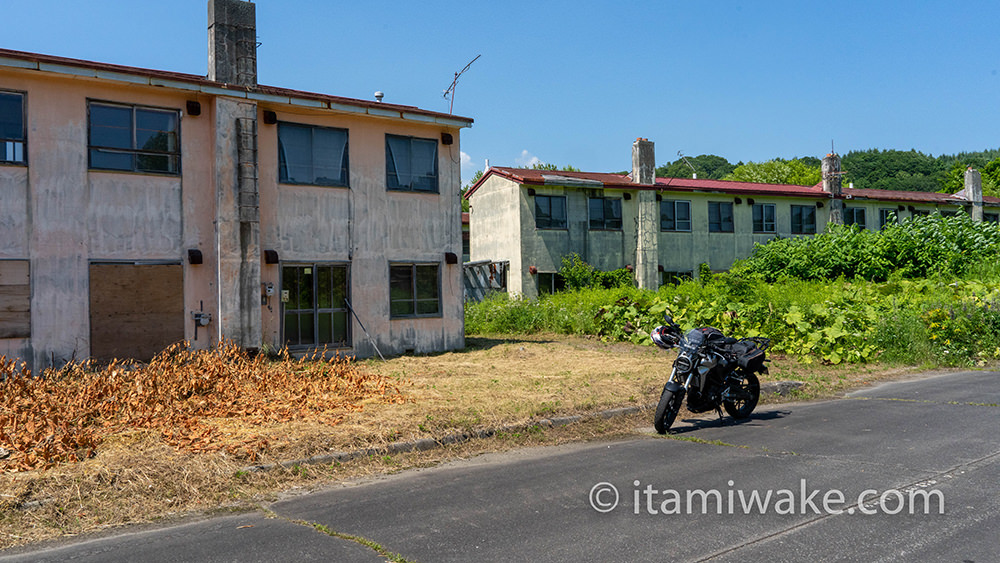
[208,0,257,87]
[632,138,658,289]
[214,98,261,350]
[635,190,659,290]
[964,168,984,222]
[822,153,844,226]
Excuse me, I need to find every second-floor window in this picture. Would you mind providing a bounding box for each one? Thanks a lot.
[535,195,567,229]
[791,205,816,234]
[708,202,734,233]
[0,91,26,164]
[386,134,438,192]
[845,207,867,229]
[752,203,776,233]
[278,122,349,186]
[88,101,179,174]
[661,200,691,232]
[589,197,622,230]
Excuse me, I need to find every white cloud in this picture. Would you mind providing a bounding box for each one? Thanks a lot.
[515,149,541,168]
[460,151,477,186]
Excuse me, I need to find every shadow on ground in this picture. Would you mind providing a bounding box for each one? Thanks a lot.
[668,409,791,435]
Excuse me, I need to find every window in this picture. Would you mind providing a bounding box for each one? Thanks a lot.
[879,208,898,229]
[752,203,776,233]
[911,209,931,217]
[390,263,440,317]
[661,200,691,232]
[708,202,734,233]
[282,264,351,348]
[538,272,565,295]
[661,270,692,286]
[845,207,867,229]
[278,122,348,186]
[985,213,999,223]
[0,91,25,164]
[88,101,179,174]
[791,205,816,234]
[535,195,567,229]
[589,197,622,230]
[386,134,438,192]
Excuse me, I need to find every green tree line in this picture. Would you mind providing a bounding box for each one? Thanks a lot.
[656,149,1000,194]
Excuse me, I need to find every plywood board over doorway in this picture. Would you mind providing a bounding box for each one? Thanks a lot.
[89,263,184,362]
[0,260,31,339]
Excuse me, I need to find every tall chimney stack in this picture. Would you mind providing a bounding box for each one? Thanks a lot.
[823,152,844,225]
[964,167,984,222]
[632,138,655,185]
[208,0,257,87]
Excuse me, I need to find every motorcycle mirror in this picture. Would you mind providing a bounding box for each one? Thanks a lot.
[663,314,673,324]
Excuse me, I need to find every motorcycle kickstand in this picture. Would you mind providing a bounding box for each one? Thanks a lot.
[715,406,726,426]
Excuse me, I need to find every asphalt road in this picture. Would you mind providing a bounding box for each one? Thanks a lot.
[2,370,998,562]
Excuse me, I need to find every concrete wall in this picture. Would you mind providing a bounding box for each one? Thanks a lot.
[469,174,523,294]
[256,106,465,357]
[0,71,220,369]
[659,193,831,274]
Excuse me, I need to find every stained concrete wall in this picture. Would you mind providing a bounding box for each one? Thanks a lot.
[468,174,523,294]
[0,70,219,370]
[256,106,466,357]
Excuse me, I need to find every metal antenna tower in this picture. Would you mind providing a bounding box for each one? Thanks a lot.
[678,151,697,179]
[443,54,481,114]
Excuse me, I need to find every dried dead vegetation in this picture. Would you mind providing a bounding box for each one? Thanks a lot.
[0,343,406,473]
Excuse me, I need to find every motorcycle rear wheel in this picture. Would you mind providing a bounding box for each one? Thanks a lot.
[653,384,682,434]
[723,372,760,419]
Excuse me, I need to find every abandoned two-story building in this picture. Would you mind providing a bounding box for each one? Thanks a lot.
[0,0,473,370]
[465,139,998,298]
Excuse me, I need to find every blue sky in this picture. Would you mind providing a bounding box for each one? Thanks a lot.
[5,1,999,185]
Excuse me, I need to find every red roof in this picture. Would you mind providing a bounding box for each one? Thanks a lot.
[842,186,1000,205]
[0,48,473,125]
[465,167,826,199]
[465,166,996,206]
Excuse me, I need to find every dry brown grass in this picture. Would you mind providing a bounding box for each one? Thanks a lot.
[0,334,924,550]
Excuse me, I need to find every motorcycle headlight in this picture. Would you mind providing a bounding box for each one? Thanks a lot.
[674,354,693,373]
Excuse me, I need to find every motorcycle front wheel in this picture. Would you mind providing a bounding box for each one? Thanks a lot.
[653,384,683,434]
[723,372,760,419]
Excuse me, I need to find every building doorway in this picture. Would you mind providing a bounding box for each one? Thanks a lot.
[281,263,350,349]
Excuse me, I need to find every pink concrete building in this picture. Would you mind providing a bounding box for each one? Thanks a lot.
[0,0,472,370]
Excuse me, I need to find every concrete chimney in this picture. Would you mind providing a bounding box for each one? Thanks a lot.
[963,167,984,222]
[632,138,655,185]
[822,153,842,196]
[208,0,257,87]
[822,152,844,225]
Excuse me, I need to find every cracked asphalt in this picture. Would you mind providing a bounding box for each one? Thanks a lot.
[1,370,997,562]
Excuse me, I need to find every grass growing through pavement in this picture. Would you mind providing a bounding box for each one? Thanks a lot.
[0,334,931,550]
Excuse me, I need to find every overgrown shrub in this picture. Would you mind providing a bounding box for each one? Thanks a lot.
[465,272,1000,367]
[734,213,1000,282]
[559,253,634,290]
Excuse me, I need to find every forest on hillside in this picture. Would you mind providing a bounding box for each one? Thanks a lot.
[657,149,1000,195]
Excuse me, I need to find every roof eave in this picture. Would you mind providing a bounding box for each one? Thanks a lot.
[0,48,473,127]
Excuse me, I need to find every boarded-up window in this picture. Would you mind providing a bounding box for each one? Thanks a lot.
[89,263,184,362]
[0,260,30,339]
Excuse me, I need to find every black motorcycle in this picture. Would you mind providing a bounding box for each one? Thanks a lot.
[650,316,769,434]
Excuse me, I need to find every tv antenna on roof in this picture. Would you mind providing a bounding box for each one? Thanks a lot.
[443,54,481,114]
[678,151,697,179]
